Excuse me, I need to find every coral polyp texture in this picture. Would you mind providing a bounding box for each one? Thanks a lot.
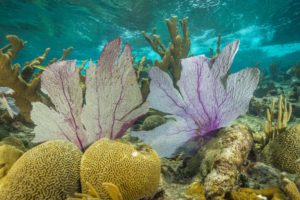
[80,138,161,200]
[261,124,300,174]
[133,40,260,157]
[0,140,82,200]
[31,38,148,150]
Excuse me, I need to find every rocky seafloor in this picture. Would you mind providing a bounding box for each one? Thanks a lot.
[1,64,300,200]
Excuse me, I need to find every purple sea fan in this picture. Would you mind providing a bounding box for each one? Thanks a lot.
[31,38,149,150]
[132,40,260,157]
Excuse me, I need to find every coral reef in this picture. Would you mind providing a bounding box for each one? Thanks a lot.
[263,95,292,144]
[184,181,206,200]
[80,138,161,200]
[280,175,300,200]
[261,124,300,174]
[68,182,123,200]
[142,16,190,82]
[230,187,285,200]
[0,140,82,200]
[0,144,23,181]
[31,38,148,150]
[0,35,72,122]
[140,114,167,130]
[133,56,150,100]
[132,40,259,157]
[197,124,253,199]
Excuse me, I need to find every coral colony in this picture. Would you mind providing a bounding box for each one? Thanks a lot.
[133,40,260,157]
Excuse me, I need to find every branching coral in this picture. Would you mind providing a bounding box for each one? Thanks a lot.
[263,95,292,145]
[142,16,190,83]
[0,35,72,122]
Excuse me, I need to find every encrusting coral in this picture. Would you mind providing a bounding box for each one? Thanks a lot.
[142,16,190,83]
[80,138,161,200]
[230,187,285,200]
[0,140,82,200]
[0,35,72,122]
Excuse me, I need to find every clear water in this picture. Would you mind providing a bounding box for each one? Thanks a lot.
[0,0,300,72]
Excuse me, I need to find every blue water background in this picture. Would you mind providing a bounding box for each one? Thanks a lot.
[0,0,299,72]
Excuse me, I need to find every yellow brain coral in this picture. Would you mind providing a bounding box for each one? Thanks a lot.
[80,138,161,200]
[0,140,82,200]
[0,144,23,181]
[262,124,300,174]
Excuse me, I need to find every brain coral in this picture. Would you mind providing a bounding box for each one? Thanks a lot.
[0,140,82,200]
[0,144,23,181]
[80,138,161,200]
[261,124,300,174]
[271,125,300,173]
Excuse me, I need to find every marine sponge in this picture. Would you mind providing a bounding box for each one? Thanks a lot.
[80,138,161,200]
[0,140,82,200]
[261,124,300,174]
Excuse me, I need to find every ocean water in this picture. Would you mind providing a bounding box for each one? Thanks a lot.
[0,0,300,72]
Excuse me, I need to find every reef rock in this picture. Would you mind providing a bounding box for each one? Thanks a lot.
[197,124,253,199]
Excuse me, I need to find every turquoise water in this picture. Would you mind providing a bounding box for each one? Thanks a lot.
[0,0,300,71]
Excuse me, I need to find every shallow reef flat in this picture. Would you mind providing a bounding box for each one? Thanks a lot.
[0,14,300,200]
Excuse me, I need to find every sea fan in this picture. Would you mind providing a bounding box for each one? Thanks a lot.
[132,40,260,157]
[31,38,149,150]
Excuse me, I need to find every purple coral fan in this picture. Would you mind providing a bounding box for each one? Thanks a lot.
[31,38,148,150]
[132,40,260,157]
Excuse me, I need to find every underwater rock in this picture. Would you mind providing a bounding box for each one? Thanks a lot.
[0,140,82,200]
[80,138,161,200]
[242,162,296,189]
[260,124,300,174]
[196,124,253,199]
